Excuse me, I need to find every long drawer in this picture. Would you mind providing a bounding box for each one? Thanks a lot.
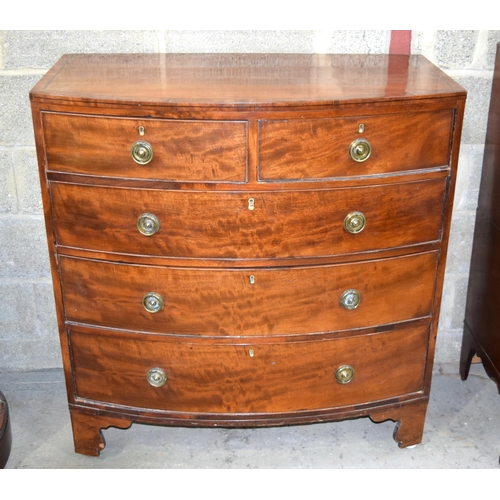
[60,252,437,335]
[258,110,453,180]
[70,325,428,413]
[41,113,248,182]
[51,177,447,259]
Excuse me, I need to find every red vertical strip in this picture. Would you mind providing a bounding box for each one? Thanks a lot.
[386,31,411,97]
[390,30,412,55]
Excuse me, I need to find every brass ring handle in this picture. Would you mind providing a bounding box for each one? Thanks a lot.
[131,140,154,165]
[142,292,165,313]
[339,289,361,310]
[147,367,167,387]
[349,138,371,162]
[137,213,160,236]
[335,365,355,384]
[344,211,366,234]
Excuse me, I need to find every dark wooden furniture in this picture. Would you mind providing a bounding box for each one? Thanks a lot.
[0,390,12,468]
[461,43,500,388]
[30,54,466,456]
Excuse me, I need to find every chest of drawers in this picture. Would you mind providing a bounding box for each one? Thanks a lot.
[461,43,500,387]
[30,53,466,456]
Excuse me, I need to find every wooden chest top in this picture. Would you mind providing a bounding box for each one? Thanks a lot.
[30,53,465,108]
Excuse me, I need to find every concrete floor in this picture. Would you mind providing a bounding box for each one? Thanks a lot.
[1,363,499,469]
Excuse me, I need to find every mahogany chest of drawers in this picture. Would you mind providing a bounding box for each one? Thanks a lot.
[461,42,500,387]
[30,53,466,456]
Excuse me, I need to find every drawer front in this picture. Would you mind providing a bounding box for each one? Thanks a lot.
[70,325,428,413]
[51,178,446,259]
[42,113,248,182]
[259,110,453,180]
[60,252,437,335]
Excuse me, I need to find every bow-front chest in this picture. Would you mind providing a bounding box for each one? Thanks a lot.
[30,53,466,456]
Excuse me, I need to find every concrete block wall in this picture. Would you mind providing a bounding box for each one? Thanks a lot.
[0,30,498,371]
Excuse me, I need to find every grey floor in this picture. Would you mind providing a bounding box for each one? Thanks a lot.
[1,363,499,469]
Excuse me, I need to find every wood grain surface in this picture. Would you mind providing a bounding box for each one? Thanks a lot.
[70,325,428,413]
[60,252,437,335]
[51,178,447,259]
[30,53,465,107]
[42,112,248,181]
[258,110,452,180]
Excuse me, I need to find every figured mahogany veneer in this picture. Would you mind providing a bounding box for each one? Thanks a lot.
[60,251,437,336]
[258,110,453,180]
[30,53,466,456]
[42,113,248,182]
[60,252,437,335]
[70,325,429,413]
[51,178,447,259]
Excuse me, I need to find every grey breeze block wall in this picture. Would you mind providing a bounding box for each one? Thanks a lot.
[1,30,499,371]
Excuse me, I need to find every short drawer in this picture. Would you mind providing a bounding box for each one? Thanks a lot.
[70,325,428,413]
[51,177,447,259]
[60,252,437,335]
[258,110,453,180]
[41,112,248,182]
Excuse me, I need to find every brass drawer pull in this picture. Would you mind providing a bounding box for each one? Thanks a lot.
[147,367,167,387]
[131,140,154,164]
[339,289,361,310]
[335,365,354,384]
[344,211,366,234]
[137,213,160,236]
[349,138,371,162]
[142,292,165,313]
